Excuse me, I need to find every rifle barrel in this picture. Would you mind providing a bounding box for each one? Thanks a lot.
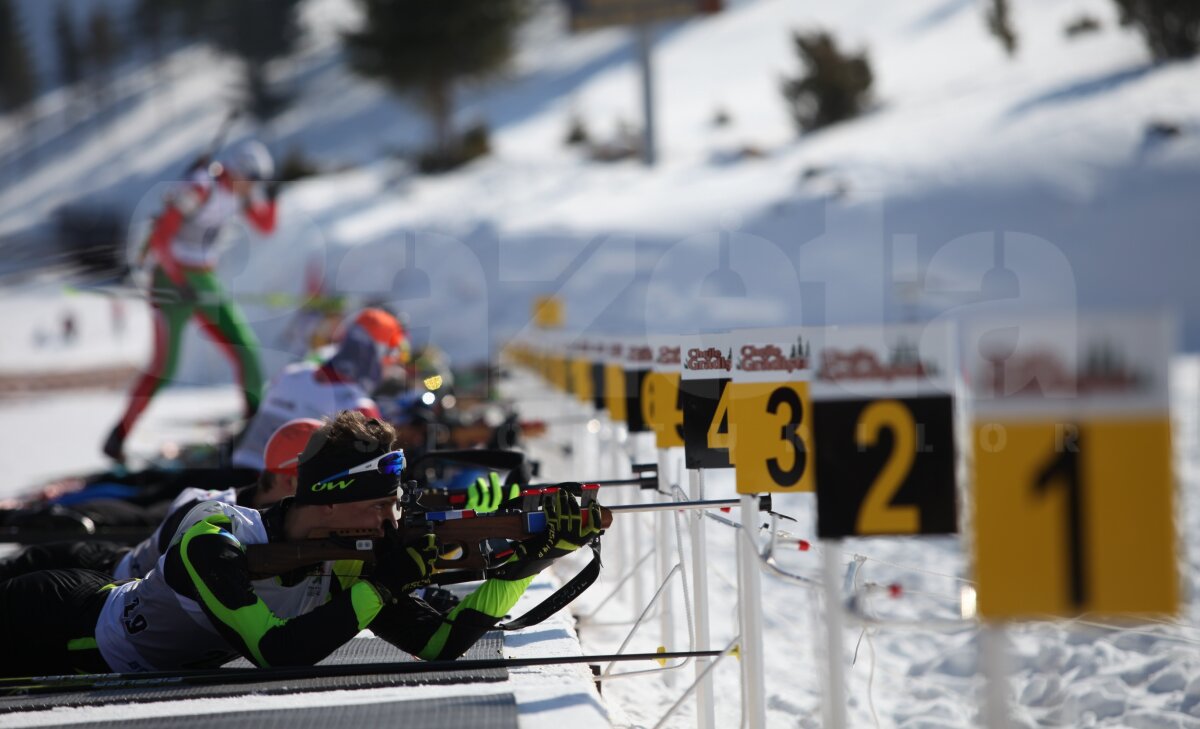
[589,477,656,486]
[606,498,741,514]
[531,476,654,488]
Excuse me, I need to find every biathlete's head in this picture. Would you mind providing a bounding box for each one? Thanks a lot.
[287,410,405,538]
[223,140,274,196]
[327,308,410,394]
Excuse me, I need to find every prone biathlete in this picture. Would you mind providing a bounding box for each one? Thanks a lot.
[230,308,406,470]
[0,419,321,583]
[0,411,602,677]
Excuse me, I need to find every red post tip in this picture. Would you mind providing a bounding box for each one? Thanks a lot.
[888,583,902,599]
[797,540,810,551]
[720,507,731,513]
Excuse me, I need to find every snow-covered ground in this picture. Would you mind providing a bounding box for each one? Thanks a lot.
[2,358,1199,728]
[516,360,1200,729]
[0,282,150,375]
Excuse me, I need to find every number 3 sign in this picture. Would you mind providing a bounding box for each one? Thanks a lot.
[728,329,817,493]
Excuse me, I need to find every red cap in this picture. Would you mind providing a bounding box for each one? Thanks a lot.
[337,308,409,366]
[263,418,324,475]
[352,309,405,349]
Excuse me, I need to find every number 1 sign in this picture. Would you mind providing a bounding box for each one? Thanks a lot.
[968,314,1178,619]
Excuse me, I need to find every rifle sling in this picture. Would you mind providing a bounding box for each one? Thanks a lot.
[497,539,601,631]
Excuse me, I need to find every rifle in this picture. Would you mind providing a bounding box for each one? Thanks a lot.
[245,477,611,582]
[245,471,612,631]
[393,421,543,451]
[531,462,659,490]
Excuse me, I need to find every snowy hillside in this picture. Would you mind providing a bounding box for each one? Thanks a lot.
[0,0,1198,376]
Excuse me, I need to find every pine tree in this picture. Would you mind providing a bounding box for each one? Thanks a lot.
[780,31,872,134]
[0,0,37,114]
[87,7,118,108]
[133,0,167,68]
[54,3,81,87]
[202,0,304,122]
[344,0,529,160]
[986,0,1018,57]
[1112,0,1200,59]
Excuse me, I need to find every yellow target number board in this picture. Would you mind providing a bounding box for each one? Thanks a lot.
[726,324,959,545]
[727,329,817,493]
[968,315,1178,619]
[605,338,653,433]
[569,347,594,405]
[640,337,685,448]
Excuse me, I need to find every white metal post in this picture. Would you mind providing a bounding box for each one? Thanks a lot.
[635,23,657,166]
[615,423,643,621]
[690,469,714,729]
[583,409,599,480]
[657,448,676,687]
[981,624,1012,729]
[738,494,767,729]
[820,540,848,729]
[626,435,654,617]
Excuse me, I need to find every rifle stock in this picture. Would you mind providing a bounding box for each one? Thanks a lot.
[245,505,612,580]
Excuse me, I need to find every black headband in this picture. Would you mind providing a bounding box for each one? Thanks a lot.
[295,446,401,505]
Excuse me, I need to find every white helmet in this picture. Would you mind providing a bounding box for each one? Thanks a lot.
[226,140,274,181]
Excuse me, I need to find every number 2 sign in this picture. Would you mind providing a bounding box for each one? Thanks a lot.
[808,324,958,538]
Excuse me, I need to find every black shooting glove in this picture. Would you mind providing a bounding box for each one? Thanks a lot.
[545,488,604,551]
[371,530,439,602]
[492,489,602,581]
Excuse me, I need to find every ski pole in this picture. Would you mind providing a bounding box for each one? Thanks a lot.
[133,108,243,269]
[195,108,243,171]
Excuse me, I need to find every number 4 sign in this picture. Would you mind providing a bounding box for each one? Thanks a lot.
[680,332,736,470]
